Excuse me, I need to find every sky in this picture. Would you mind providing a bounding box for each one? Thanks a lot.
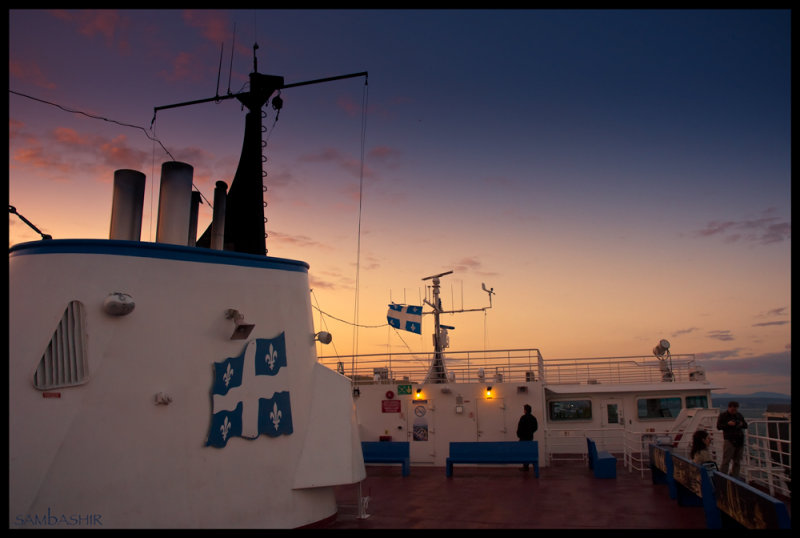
[8,9,791,396]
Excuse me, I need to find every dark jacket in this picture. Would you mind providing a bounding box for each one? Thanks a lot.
[516,413,538,441]
[717,410,747,447]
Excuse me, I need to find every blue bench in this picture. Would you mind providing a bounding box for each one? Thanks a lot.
[649,443,677,499]
[649,445,790,529]
[586,437,616,478]
[361,441,410,476]
[445,441,539,478]
[711,471,791,529]
[671,454,720,528]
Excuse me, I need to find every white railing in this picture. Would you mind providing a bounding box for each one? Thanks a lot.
[319,348,703,387]
[319,348,544,385]
[744,419,791,498]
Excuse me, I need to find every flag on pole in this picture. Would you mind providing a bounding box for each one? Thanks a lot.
[387,304,423,334]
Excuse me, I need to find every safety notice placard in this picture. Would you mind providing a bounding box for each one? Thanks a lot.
[382,399,401,413]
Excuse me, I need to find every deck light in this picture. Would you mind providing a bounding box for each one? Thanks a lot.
[416,388,423,399]
[485,385,493,399]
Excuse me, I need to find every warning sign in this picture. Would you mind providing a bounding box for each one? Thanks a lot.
[382,399,401,413]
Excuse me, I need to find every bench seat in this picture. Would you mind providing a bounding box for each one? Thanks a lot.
[446,441,539,478]
[361,441,410,476]
[586,437,616,479]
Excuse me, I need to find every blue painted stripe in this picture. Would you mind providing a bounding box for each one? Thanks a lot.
[9,239,309,273]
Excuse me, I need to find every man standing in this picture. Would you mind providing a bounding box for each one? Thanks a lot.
[516,404,538,471]
[716,401,748,478]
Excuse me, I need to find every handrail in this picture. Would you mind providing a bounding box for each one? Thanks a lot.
[318,348,702,386]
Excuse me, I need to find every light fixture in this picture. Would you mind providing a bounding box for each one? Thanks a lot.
[313,331,332,344]
[485,385,493,399]
[415,388,423,399]
[225,309,255,340]
[103,292,135,316]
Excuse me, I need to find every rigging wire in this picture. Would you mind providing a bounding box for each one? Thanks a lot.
[10,89,212,208]
[350,74,369,378]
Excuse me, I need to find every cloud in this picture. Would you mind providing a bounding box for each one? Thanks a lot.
[752,320,790,327]
[706,329,734,341]
[11,126,149,179]
[451,257,498,277]
[181,10,231,44]
[9,60,56,90]
[671,327,699,338]
[268,230,332,250]
[691,209,790,245]
[49,9,130,51]
[696,350,790,377]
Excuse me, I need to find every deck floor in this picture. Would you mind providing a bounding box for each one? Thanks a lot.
[323,461,709,529]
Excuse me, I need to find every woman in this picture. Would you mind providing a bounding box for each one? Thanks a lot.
[690,429,713,465]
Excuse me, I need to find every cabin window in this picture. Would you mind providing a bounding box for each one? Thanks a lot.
[636,397,681,419]
[32,300,89,390]
[548,399,592,421]
[685,395,709,408]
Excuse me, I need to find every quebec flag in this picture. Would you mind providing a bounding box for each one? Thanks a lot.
[387,304,423,334]
[206,332,293,448]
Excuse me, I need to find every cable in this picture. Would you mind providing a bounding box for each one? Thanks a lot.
[10,89,212,207]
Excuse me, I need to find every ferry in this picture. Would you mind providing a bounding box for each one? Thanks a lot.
[9,47,789,529]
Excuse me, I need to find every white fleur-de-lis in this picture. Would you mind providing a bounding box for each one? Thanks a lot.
[220,416,231,440]
[223,363,234,387]
[267,344,278,370]
[270,402,282,430]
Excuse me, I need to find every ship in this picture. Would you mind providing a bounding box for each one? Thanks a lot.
[9,50,369,529]
[9,48,790,529]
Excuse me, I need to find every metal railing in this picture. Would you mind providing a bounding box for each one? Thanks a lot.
[319,348,703,387]
[744,419,791,498]
[319,348,544,385]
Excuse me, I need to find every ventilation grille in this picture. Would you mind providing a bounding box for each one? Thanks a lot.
[33,301,89,390]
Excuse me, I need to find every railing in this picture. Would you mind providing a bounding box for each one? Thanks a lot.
[319,348,703,387]
[318,348,544,385]
[744,419,791,498]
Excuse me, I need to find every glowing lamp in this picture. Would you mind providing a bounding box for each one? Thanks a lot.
[415,388,423,399]
[485,385,493,399]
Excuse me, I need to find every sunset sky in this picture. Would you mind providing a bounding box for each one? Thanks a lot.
[9,9,791,396]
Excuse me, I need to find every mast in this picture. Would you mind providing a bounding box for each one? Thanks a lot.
[421,271,494,384]
[153,42,367,255]
[422,271,453,383]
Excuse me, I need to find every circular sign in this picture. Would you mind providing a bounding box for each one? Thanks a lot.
[385,390,395,399]
[414,405,426,417]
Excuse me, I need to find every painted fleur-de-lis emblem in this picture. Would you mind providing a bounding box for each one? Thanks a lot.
[270,402,282,430]
[223,363,234,387]
[220,416,231,440]
[267,343,278,370]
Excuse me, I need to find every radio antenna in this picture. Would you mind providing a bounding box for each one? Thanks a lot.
[215,42,224,99]
[227,23,236,95]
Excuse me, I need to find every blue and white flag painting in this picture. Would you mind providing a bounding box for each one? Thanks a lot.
[206,332,293,448]
[387,304,423,334]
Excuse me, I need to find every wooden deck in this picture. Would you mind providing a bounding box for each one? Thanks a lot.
[321,461,710,529]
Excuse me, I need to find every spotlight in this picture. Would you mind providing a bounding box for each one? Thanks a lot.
[314,331,332,344]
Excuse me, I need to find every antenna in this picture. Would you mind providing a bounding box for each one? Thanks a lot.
[216,42,224,99]
[227,22,236,95]
[481,282,495,307]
